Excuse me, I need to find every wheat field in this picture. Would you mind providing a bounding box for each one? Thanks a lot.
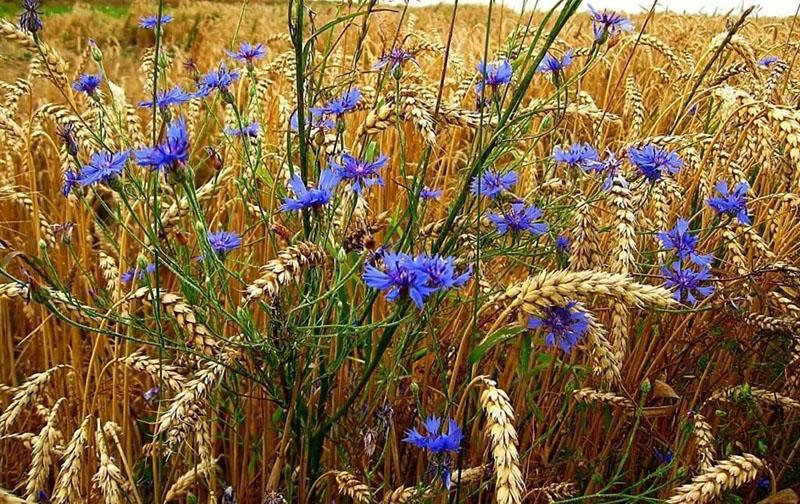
[0,0,799,502]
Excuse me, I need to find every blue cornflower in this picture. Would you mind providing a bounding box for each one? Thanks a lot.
[707,180,751,225]
[61,171,79,197]
[537,49,574,74]
[403,416,463,454]
[290,108,335,133]
[330,153,387,194]
[420,186,443,200]
[658,218,712,267]
[488,202,548,236]
[758,55,780,69]
[72,74,102,96]
[139,13,173,29]
[196,64,240,98]
[77,150,129,187]
[553,142,599,171]
[654,448,673,465]
[661,261,715,305]
[375,47,419,72]
[595,150,625,190]
[19,0,42,34]
[316,89,362,118]
[57,123,79,157]
[227,42,267,64]
[758,478,770,490]
[476,59,513,95]
[412,254,472,291]
[528,301,589,353]
[224,122,261,138]
[137,86,192,109]
[470,169,518,199]
[207,230,241,257]
[121,263,157,284]
[363,251,436,308]
[588,4,634,42]
[281,169,341,212]
[135,117,190,173]
[628,144,683,183]
[555,235,570,254]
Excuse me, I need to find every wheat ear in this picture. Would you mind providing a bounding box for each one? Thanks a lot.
[665,453,764,504]
[479,377,524,504]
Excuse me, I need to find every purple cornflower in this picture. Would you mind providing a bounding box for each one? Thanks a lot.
[707,180,751,225]
[224,122,261,138]
[420,186,443,200]
[207,230,241,257]
[476,59,513,95]
[142,385,160,405]
[139,13,173,29]
[661,261,715,305]
[553,142,599,171]
[315,88,362,118]
[61,171,79,197]
[528,301,589,353]
[588,4,634,42]
[281,169,341,212]
[19,0,42,34]
[658,219,712,267]
[412,254,472,291]
[330,153,387,194]
[56,123,79,157]
[555,235,570,254]
[137,86,192,109]
[488,202,548,236]
[77,150,129,187]
[290,108,334,133]
[470,169,518,199]
[375,46,419,72]
[628,144,683,183]
[135,117,190,173]
[403,415,463,454]
[227,42,267,64]
[758,55,780,69]
[196,64,240,98]
[72,74,102,96]
[363,251,435,308]
[537,49,574,74]
[121,263,157,284]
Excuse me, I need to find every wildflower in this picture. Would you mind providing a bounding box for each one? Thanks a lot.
[137,86,192,109]
[412,254,472,290]
[139,13,173,29]
[470,169,518,199]
[658,218,712,267]
[142,385,160,405]
[36,490,47,503]
[77,150,129,187]
[315,88,362,118]
[758,478,770,491]
[53,222,74,245]
[330,153,387,194]
[527,301,589,353]
[758,55,779,69]
[224,122,261,138]
[420,186,443,200]
[207,230,241,257]
[72,74,103,96]
[706,180,751,225]
[687,102,699,116]
[280,169,340,212]
[135,117,190,173]
[120,263,156,284]
[56,123,79,157]
[555,235,570,254]
[537,49,574,74]
[595,150,625,190]
[404,415,463,453]
[18,0,42,34]
[628,144,683,183]
[588,4,633,43]
[196,64,240,98]
[221,487,238,504]
[375,46,418,72]
[61,170,79,197]
[654,448,673,465]
[553,142,599,171]
[488,202,548,236]
[661,261,715,305]
[289,108,334,133]
[363,251,436,308]
[227,42,267,64]
[476,59,513,95]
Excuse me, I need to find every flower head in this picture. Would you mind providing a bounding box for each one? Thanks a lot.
[412,254,472,291]
[420,186,443,200]
[375,46,419,72]
[196,64,240,97]
[77,150,129,187]
[661,261,715,305]
[19,0,42,34]
[281,169,341,212]
[224,122,261,138]
[528,301,589,353]
[135,117,190,173]
[315,88,362,118]
[207,230,241,257]
[73,74,102,96]
[758,55,780,69]
[476,59,513,95]
[707,180,751,225]
[227,42,267,64]
[121,263,157,284]
[658,218,712,267]
[56,123,79,156]
[363,251,435,308]
[137,86,192,109]
[654,448,673,465]
[470,169,518,199]
[588,4,633,42]
[537,49,574,74]
[330,153,387,194]
[555,235,570,254]
[553,142,599,171]
[628,144,683,183]
[61,171,79,197]
[139,13,173,29]
[290,108,334,133]
[403,415,463,454]
[488,202,548,236]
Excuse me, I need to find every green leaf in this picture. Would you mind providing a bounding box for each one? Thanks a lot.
[469,326,525,365]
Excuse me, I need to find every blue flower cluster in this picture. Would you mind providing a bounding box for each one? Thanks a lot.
[403,415,463,488]
[528,301,589,353]
[658,218,715,305]
[707,180,751,225]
